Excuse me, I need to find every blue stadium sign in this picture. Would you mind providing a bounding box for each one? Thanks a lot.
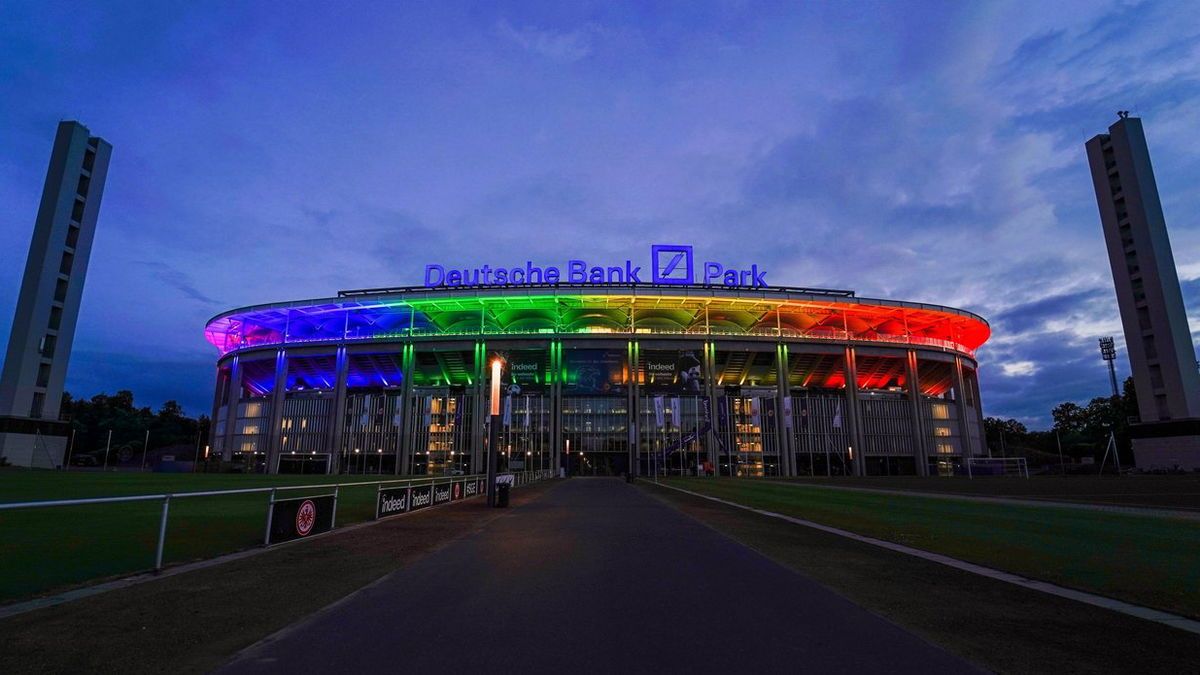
[424,244,767,289]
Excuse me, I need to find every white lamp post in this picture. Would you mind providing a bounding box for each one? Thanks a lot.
[487,357,503,506]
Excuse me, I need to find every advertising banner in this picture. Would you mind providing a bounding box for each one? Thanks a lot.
[490,350,548,394]
[409,483,434,511]
[451,479,465,501]
[268,495,335,544]
[376,485,411,519]
[563,349,627,394]
[432,481,453,505]
[642,351,704,393]
[464,477,481,499]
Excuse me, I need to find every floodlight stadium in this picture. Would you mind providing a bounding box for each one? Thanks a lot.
[205,269,989,478]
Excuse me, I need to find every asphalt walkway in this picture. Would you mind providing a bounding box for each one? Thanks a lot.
[222,478,975,673]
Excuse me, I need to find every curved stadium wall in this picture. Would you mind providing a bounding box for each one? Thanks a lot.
[204,284,990,477]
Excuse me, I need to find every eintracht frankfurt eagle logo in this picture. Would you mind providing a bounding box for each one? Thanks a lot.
[296,500,316,536]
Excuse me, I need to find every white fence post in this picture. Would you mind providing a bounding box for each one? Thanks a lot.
[263,488,277,545]
[331,486,340,528]
[154,495,171,571]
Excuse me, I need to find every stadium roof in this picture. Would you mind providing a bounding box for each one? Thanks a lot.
[205,284,989,358]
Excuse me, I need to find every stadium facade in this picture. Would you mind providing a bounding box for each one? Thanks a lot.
[204,246,990,477]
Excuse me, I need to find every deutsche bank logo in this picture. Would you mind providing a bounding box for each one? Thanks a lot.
[651,244,693,285]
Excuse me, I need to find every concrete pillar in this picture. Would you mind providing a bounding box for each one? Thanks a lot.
[208,365,226,460]
[703,342,719,474]
[551,340,562,474]
[954,356,975,461]
[221,355,241,461]
[843,346,866,475]
[265,349,288,473]
[326,346,349,473]
[968,365,987,459]
[628,340,639,478]
[471,341,486,474]
[775,344,794,477]
[904,350,929,476]
[548,343,559,475]
[398,344,415,475]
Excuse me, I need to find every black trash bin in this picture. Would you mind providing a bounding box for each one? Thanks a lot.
[495,482,511,507]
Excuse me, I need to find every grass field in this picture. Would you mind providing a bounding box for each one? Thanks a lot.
[784,474,1200,510]
[659,477,1200,618]
[0,469,464,602]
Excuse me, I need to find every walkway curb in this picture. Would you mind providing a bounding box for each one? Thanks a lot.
[650,481,1200,636]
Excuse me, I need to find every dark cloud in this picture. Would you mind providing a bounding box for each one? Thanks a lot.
[135,261,223,307]
[991,288,1109,334]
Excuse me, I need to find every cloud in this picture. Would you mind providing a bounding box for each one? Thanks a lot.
[1000,361,1039,377]
[135,261,223,307]
[495,19,597,62]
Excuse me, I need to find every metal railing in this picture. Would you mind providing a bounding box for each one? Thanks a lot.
[0,469,556,574]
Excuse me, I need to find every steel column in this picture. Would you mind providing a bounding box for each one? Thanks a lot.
[220,355,241,461]
[775,343,794,477]
[904,349,929,476]
[326,346,350,473]
[954,356,975,460]
[265,349,288,474]
[471,341,487,474]
[843,346,866,475]
[398,344,415,475]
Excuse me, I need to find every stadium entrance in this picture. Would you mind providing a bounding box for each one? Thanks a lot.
[562,396,628,476]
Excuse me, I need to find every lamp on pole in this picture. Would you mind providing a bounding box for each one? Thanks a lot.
[487,356,503,506]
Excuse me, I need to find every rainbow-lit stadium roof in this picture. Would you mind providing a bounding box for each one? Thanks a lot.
[204,284,990,359]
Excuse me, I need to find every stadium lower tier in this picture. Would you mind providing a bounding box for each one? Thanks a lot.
[208,338,985,478]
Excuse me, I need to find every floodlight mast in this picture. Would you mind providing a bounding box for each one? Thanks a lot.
[1099,337,1119,398]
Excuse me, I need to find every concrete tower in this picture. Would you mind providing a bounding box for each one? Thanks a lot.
[0,121,111,468]
[1086,114,1200,469]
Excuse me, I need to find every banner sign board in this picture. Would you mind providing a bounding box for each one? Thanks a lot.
[409,483,434,511]
[564,349,627,394]
[642,351,705,393]
[376,479,482,520]
[432,482,453,505]
[424,244,767,289]
[376,485,411,519]
[269,495,335,544]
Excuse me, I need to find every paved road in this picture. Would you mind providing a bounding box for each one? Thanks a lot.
[223,478,975,673]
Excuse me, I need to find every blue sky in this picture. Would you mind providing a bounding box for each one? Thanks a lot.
[2,1,1199,427]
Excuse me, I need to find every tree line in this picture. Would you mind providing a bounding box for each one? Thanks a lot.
[61,390,210,462]
[984,377,1137,469]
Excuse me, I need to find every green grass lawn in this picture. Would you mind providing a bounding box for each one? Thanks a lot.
[660,477,1200,618]
[0,469,457,602]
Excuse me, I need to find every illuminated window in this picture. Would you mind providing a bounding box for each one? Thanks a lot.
[933,426,951,437]
[244,402,263,417]
[936,442,954,454]
[930,403,950,420]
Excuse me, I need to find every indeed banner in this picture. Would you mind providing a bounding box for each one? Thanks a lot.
[424,244,767,289]
[376,486,411,519]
